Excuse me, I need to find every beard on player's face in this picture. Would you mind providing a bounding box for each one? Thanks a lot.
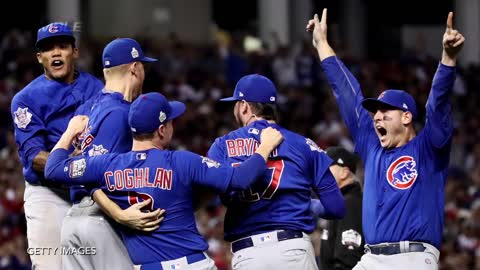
[233,101,243,127]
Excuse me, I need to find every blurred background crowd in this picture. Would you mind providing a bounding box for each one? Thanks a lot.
[1,0,480,269]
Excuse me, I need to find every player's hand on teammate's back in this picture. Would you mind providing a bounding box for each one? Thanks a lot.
[443,12,465,58]
[66,115,89,136]
[254,127,283,161]
[117,199,166,232]
[260,127,283,150]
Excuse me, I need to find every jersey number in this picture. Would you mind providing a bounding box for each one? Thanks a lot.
[233,159,284,202]
[128,191,154,211]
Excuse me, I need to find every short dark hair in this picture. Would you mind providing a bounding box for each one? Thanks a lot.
[247,102,279,122]
[132,131,155,141]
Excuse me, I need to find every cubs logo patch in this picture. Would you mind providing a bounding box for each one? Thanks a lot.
[386,156,418,190]
[48,24,60,33]
[201,157,220,168]
[13,107,32,129]
[88,145,109,157]
[69,158,86,178]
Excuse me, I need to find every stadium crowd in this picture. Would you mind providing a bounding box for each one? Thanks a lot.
[0,27,479,269]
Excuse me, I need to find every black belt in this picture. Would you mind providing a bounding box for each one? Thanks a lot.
[231,230,303,253]
[366,242,426,255]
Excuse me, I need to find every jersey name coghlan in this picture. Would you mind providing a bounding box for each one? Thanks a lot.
[103,168,173,191]
[226,138,278,158]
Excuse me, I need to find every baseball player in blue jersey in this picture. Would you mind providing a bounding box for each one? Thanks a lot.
[10,22,103,269]
[207,74,346,270]
[43,92,283,270]
[307,9,465,270]
[61,38,160,270]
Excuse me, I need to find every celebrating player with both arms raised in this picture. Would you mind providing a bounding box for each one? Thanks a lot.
[307,9,464,270]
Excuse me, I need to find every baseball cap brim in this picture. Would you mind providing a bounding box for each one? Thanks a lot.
[361,98,401,113]
[219,96,239,102]
[139,56,158,63]
[36,35,75,49]
[167,101,186,121]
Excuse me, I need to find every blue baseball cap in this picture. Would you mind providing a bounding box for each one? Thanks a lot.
[220,74,277,103]
[128,92,186,134]
[361,89,418,119]
[102,38,157,68]
[36,22,75,49]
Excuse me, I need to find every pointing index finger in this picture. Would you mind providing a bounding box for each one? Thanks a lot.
[446,12,453,33]
[321,8,327,25]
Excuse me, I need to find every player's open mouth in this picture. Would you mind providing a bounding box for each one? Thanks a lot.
[376,126,387,139]
[51,60,64,69]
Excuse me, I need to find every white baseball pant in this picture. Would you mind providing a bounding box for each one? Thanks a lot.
[61,196,133,270]
[231,230,318,270]
[24,182,71,270]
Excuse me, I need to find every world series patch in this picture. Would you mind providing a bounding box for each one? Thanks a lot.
[69,159,86,178]
[13,107,32,129]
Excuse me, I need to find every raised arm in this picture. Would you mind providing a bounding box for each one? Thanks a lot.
[307,9,375,154]
[426,12,464,149]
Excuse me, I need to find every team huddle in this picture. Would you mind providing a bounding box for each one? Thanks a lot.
[11,8,464,270]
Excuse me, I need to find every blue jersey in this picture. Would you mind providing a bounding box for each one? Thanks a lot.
[321,56,455,248]
[70,90,132,202]
[207,120,345,241]
[45,148,267,264]
[11,71,103,185]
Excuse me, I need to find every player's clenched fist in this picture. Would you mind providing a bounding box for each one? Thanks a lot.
[260,127,283,150]
[66,115,89,136]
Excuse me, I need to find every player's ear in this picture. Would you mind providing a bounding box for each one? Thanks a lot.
[72,47,79,60]
[36,53,43,64]
[127,62,136,76]
[402,111,413,125]
[157,124,166,139]
[340,166,350,180]
[240,100,250,114]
